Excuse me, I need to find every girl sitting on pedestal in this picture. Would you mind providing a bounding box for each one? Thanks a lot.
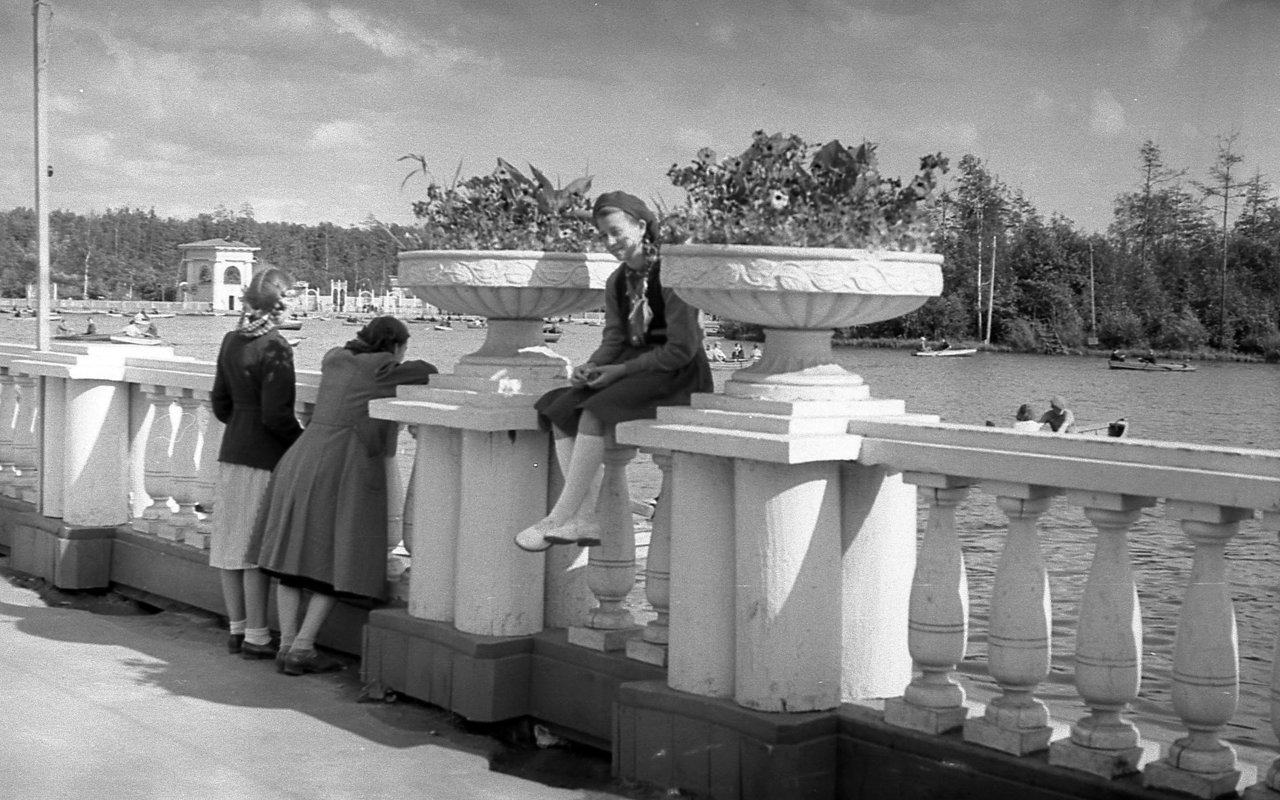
[516,191,712,552]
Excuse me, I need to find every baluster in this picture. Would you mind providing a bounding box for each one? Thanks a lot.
[138,386,176,534]
[1050,492,1154,778]
[0,369,18,486]
[568,436,641,651]
[963,483,1055,755]
[1144,502,1251,798]
[407,425,462,622]
[162,391,202,542]
[885,474,973,734]
[627,449,672,666]
[186,397,223,550]
[296,401,315,427]
[8,374,41,503]
[1244,513,1280,800]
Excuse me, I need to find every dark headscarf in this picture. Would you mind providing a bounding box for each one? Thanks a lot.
[345,315,410,354]
[592,191,658,243]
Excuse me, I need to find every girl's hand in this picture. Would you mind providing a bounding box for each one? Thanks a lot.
[585,363,626,389]
[570,362,597,388]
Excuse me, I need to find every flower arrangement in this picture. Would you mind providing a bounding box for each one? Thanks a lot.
[402,155,599,253]
[664,131,948,252]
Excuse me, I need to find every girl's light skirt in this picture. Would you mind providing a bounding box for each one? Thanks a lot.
[209,462,272,570]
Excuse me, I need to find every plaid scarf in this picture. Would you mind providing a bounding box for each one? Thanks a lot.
[235,308,283,339]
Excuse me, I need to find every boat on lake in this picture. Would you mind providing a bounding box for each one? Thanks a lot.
[277,319,303,331]
[1108,359,1196,372]
[710,358,752,370]
[913,348,978,358]
[54,333,114,343]
[109,334,165,346]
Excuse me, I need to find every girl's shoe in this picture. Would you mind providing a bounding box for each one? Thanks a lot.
[241,640,278,660]
[275,647,290,674]
[514,518,557,552]
[226,634,244,654]
[544,515,602,548]
[282,648,344,676]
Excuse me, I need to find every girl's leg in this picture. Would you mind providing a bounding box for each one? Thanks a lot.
[515,413,606,551]
[282,592,343,676]
[219,569,246,652]
[240,568,273,653]
[276,584,303,653]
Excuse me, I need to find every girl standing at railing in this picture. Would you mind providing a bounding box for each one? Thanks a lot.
[210,268,303,660]
[252,316,437,675]
[515,191,712,552]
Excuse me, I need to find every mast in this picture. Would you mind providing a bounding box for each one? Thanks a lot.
[33,1,52,350]
[975,208,983,338]
[984,234,995,345]
[1089,243,1097,341]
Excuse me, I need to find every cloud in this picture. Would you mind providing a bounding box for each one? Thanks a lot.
[1088,89,1127,137]
[1029,88,1055,117]
[308,120,370,150]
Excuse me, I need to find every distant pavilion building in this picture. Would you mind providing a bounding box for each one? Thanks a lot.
[177,238,259,312]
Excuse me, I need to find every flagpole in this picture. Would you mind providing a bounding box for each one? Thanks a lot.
[33,1,52,350]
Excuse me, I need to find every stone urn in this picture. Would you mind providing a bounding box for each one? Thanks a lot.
[661,244,943,402]
[397,250,617,396]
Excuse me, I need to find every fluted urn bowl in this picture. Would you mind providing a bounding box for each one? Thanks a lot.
[662,244,943,401]
[397,250,618,392]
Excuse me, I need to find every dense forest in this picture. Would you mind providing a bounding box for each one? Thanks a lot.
[1,138,1277,356]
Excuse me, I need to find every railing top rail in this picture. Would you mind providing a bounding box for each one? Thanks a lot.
[850,418,1280,513]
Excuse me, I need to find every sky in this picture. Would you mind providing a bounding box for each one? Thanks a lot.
[1,0,1278,235]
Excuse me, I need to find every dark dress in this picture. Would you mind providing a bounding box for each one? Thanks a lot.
[536,261,712,436]
[253,347,437,600]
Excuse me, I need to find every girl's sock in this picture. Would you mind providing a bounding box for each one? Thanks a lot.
[244,626,271,647]
[228,619,246,635]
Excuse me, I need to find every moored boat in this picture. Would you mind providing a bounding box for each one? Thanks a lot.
[109,334,165,346]
[1108,359,1196,372]
[913,348,978,358]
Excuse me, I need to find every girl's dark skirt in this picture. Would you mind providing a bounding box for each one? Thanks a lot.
[536,346,713,436]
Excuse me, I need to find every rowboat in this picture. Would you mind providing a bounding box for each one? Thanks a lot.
[277,319,303,331]
[1108,359,1196,372]
[913,348,978,358]
[109,334,165,346]
[54,333,114,343]
[542,332,562,343]
[710,358,753,370]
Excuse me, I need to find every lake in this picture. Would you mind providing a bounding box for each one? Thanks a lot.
[18,312,1280,755]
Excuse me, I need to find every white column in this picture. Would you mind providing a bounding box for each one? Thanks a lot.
[62,379,130,527]
[840,461,916,699]
[39,376,65,519]
[138,386,175,533]
[406,425,462,622]
[667,451,735,698]
[568,439,641,650]
[162,390,202,542]
[885,475,972,734]
[1244,513,1280,800]
[963,483,1055,755]
[187,397,223,551]
[8,374,41,503]
[0,369,19,483]
[1050,492,1154,778]
[1144,502,1250,798]
[627,449,672,666]
[453,428,547,636]
[734,459,842,712]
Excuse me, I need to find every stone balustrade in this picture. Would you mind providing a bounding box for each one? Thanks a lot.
[846,418,1280,799]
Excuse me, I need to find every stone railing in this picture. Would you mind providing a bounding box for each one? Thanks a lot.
[851,419,1280,798]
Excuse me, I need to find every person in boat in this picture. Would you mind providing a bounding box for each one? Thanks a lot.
[1139,348,1157,365]
[752,344,762,360]
[56,320,73,335]
[937,338,951,351]
[1110,349,1125,362]
[918,336,929,352]
[1013,403,1042,432]
[709,342,728,362]
[730,343,745,361]
[1037,395,1076,434]
[1107,418,1129,438]
[516,191,711,552]
[85,316,97,335]
[123,311,159,339]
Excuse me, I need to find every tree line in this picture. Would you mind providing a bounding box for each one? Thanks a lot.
[2,137,1277,357]
[0,203,416,303]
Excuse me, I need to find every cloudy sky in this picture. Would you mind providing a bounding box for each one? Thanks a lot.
[1,0,1277,234]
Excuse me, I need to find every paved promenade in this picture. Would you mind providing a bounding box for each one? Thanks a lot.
[0,558,648,800]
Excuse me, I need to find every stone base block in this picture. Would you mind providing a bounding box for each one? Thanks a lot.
[883,696,968,735]
[567,624,641,652]
[1242,782,1280,800]
[154,522,188,543]
[616,680,837,800]
[530,629,664,748]
[1144,759,1240,798]
[963,716,1053,756]
[362,609,533,722]
[1049,738,1143,779]
[625,637,667,667]
[183,530,210,550]
[1,502,112,589]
